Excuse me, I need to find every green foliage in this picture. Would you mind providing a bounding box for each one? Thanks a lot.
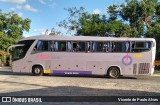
[58,7,128,36]
[57,1,160,59]
[145,23,160,59]
[119,0,158,37]
[0,55,4,62]
[6,54,10,66]
[0,10,31,51]
[77,14,108,36]
[107,5,120,21]
[58,7,86,35]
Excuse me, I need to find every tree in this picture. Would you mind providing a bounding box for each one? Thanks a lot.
[107,0,160,59]
[58,7,128,36]
[57,1,160,59]
[119,0,158,37]
[77,13,108,36]
[145,23,160,59]
[49,28,61,36]
[58,7,86,35]
[0,10,31,51]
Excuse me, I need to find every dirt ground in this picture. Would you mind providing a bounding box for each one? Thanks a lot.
[0,67,160,105]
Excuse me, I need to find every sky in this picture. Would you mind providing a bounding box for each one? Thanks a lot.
[0,0,126,37]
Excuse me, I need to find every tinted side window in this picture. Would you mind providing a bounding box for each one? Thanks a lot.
[111,41,130,52]
[86,41,91,52]
[131,41,151,52]
[66,41,72,52]
[32,40,52,53]
[112,42,123,52]
[78,42,86,52]
[123,42,130,52]
[18,40,35,55]
[72,41,86,52]
[92,42,104,52]
[18,40,35,51]
[54,41,66,52]
[92,42,110,52]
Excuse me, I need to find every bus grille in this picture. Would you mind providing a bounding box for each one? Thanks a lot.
[133,63,137,75]
[138,63,150,74]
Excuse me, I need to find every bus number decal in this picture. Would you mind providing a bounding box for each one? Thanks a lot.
[133,54,142,58]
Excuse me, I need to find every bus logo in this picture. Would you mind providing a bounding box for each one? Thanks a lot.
[122,54,132,66]
[36,54,51,59]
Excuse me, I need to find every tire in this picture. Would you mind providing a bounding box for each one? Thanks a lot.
[32,66,43,76]
[43,73,49,76]
[108,67,120,78]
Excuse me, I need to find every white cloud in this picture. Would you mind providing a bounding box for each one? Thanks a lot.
[10,7,16,11]
[93,8,101,14]
[38,0,56,8]
[34,28,50,35]
[16,4,38,12]
[41,30,51,35]
[49,3,56,8]
[18,12,23,17]
[39,0,46,5]
[34,28,46,33]
[23,32,35,37]
[0,0,26,4]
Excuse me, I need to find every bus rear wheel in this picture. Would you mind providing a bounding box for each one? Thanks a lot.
[32,66,43,76]
[108,67,120,78]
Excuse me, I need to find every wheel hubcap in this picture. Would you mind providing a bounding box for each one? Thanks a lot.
[110,69,118,77]
[35,68,40,74]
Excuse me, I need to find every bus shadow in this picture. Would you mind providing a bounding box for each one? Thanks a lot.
[0,84,159,105]
[0,70,31,76]
[50,74,137,79]
[0,81,159,96]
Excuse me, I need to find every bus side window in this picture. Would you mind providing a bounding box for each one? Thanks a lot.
[48,41,53,51]
[92,42,97,52]
[111,42,114,52]
[124,41,130,52]
[53,41,68,52]
[72,41,86,52]
[97,42,103,52]
[131,42,135,52]
[54,41,66,52]
[32,40,51,53]
[145,42,151,49]
[105,42,110,52]
[54,41,58,51]
[59,41,66,51]
[37,41,43,51]
[131,41,151,52]
[78,42,86,52]
[86,41,91,52]
[73,42,78,52]
[92,41,107,52]
[112,42,123,52]
[67,41,72,52]
[42,41,49,51]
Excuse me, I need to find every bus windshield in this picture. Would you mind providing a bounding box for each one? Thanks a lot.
[12,40,35,61]
[13,46,25,61]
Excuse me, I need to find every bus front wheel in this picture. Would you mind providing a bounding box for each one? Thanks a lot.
[32,66,43,76]
[108,67,120,78]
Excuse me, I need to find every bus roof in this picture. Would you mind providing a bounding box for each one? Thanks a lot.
[21,35,155,42]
